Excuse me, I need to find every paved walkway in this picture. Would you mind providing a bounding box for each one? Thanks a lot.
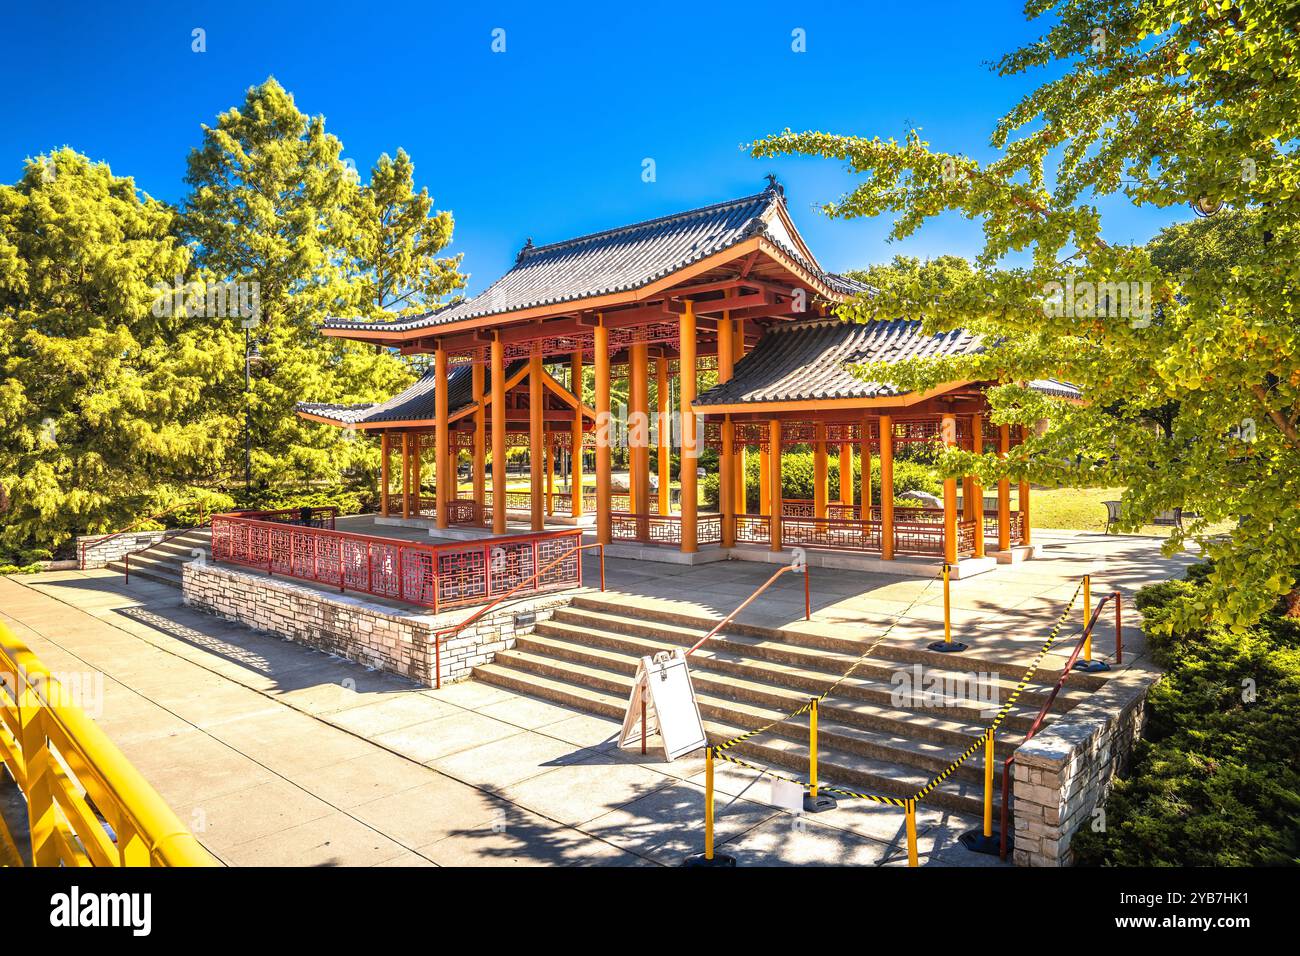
[0,530,1191,866]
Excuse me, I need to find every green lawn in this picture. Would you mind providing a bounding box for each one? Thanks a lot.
[1030,486,1234,536]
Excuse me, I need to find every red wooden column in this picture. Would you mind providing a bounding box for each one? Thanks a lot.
[571,351,585,518]
[997,424,1011,551]
[380,430,391,517]
[679,301,698,553]
[529,346,545,531]
[768,419,783,552]
[942,412,958,564]
[880,415,895,559]
[434,341,450,529]
[490,333,507,535]
[595,318,612,544]
[971,415,985,558]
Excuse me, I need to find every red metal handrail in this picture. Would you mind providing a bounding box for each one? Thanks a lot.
[431,541,606,689]
[999,590,1122,860]
[685,562,810,657]
[79,499,209,570]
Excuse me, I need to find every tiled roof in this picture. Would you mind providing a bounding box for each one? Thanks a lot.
[1027,378,1083,400]
[322,186,853,335]
[296,360,526,426]
[695,319,984,406]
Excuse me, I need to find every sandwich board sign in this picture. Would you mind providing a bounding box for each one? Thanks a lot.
[619,649,708,761]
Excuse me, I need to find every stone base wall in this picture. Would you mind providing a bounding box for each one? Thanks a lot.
[77,531,170,569]
[1011,663,1160,866]
[181,558,567,686]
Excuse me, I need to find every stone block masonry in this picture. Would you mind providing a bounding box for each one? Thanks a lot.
[181,559,569,687]
[77,531,170,569]
[1010,661,1160,866]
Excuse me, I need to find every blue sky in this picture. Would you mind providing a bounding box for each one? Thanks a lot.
[2,1,1191,295]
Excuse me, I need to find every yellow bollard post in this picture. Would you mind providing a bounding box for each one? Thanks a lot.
[983,729,994,838]
[804,697,836,812]
[705,745,715,861]
[959,727,1003,854]
[1082,573,1092,662]
[929,562,967,652]
[685,746,737,865]
[905,800,919,867]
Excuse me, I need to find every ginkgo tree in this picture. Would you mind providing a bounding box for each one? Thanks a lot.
[752,0,1299,632]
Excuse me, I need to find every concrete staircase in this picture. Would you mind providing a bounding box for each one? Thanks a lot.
[474,593,1108,817]
[106,529,212,588]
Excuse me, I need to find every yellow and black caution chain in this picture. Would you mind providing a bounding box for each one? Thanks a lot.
[711,565,947,757]
[710,574,1085,810]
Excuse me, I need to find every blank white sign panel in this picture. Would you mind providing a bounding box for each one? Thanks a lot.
[645,654,707,761]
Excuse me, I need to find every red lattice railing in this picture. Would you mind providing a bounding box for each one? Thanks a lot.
[609,512,722,546]
[210,514,583,613]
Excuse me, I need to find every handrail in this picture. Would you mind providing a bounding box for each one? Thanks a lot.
[0,623,217,866]
[685,562,810,657]
[78,498,208,569]
[999,589,1122,860]
[431,541,607,688]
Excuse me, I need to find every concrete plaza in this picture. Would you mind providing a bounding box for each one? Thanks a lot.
[0,529,1189,866]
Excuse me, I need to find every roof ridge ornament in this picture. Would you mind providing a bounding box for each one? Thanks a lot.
[764,173,784,197]
[516,237,534,264]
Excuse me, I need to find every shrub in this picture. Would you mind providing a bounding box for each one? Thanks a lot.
[703,451,940,511]
[1071,562,1300,866]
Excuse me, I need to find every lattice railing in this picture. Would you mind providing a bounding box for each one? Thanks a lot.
[609,512,722,546]
[211,514,583,613]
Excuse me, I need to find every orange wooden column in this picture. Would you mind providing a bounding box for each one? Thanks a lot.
[997,424,1011,552]
[401,431,411,519]
[571,351,585,518]
[1019,427,1032,546]
[529,346,545,531]
[594,318,612,544]
[717,312,735,548]
[413,432,423,515]
[971,416,985,558]
[380,430,391,517]
[813,424,828,519]
[656,356,670,515]
[880,414,895,560]
[732,318,747,517]
[679,301,698,553]
[434,342,450,529]
[630,341,650,540]
[839,441,853,507]
[545,435,555,516]
[472,361,486,513]
[859,418,872,519]
[942,412,958,564]
[759,444,771,516]
[490,333,507,534]
[769,419,783,552]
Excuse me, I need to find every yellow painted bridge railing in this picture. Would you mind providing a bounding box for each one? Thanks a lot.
[0,623,217,867]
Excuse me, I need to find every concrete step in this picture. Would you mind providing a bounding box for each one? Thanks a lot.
[472,660,993,817]
[565,593,1108,690]
[487,647,998,788]
[106,527,212,589]
[534,615,1081,728]
[518,629,1028,755]
[106,559,181,588]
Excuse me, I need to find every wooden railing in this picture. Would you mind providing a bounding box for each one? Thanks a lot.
[210,513,583,613]
[0,623,217,867]
[610,512,723,545]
